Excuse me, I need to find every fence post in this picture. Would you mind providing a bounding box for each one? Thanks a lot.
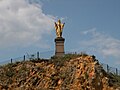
[11,58,12,63]
[116,68,118,75]
[107,64,109,73]
[23,55,25,61]
[37,52,39,60]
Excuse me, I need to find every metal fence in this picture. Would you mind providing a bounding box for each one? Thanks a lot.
[0,51,120,76]
[0,51,54,65]
[101,63,120,75]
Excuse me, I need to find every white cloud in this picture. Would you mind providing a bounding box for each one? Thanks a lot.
[0,0,55,48]
[81,28,120,58]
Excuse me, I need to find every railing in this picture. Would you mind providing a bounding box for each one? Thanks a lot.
[0,51,120,76]
[0,51,54,65]
[101,63,120,75]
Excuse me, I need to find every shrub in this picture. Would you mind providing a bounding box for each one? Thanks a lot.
[50,53,83,67]
[6,69,14,77]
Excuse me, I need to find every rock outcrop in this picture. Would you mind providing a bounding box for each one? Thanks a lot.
[0,54,120,90]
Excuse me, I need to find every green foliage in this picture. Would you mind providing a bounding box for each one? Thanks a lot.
[38,67,45,73]
[4,61,21,68]
[18,64,28,74]
[5,69,15,77]
[112,74,120,83]
[50,53,88,67]
[32,77,39,86]
[50,74,59,87]
[6,63,14,68]
[2,63,15,78]
[15,61,21,65]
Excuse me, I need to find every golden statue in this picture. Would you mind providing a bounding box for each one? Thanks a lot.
[54,19,65,38]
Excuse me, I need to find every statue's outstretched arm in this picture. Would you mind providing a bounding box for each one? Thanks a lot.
[61,23,65,30]
[54,22,58,30]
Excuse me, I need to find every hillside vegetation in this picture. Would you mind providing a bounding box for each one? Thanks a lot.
[0,54,120,90]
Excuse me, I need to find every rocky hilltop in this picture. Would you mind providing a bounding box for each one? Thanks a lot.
[0,54,120,90]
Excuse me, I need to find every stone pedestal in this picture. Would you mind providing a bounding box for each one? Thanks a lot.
[54,37,65,57]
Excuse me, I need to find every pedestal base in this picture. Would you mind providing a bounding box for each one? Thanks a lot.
[54,37,65,57]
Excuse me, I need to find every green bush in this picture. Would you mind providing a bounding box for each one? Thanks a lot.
[50,53,86,67]
[6,69,14,77]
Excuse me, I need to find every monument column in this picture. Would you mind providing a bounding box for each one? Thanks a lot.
[54,19,65,57]
[55,37,65,56]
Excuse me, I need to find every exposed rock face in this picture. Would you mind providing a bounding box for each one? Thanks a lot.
[0,54,120,90]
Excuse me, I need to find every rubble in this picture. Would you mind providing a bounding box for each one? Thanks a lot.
[0,54,120,90]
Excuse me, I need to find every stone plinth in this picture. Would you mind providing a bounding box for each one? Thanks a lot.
[54,37,65,57]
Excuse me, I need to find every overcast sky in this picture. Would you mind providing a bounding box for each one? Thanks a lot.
[0,0,120,69]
